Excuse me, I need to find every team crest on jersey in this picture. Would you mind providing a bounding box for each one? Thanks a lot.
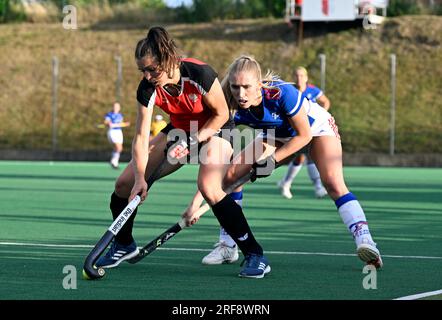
[188,93,198,102]
[271,113,278,119]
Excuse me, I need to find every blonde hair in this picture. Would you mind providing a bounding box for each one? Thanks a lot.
[295,66,308,77]
[221,55,283,114]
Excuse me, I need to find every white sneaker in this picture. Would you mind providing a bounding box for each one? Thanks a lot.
[314,185,328,198]
[277,180,293,199]
[110,158,119,169]
[357,241,383,269]
[202,242,239,265]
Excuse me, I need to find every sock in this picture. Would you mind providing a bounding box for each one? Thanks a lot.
[111,152,120,164]
[219,191,243,248]
[212,194,263,256]
[283,162,302,186]
[307,162,322,189]
[335,192,374,247]
[110,192,137,245]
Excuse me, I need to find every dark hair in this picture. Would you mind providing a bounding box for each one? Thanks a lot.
[135,26,181,78]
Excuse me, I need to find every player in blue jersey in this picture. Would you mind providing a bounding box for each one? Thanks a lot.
[104,102,130,169]
[278,66,331,199]
[184,56,382,270]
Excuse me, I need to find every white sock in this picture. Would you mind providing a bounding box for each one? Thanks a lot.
[219,191,242,248]
[307,162,322,189]
[282,162,303,186]
[111,152,120,164]
[335,193,375,247]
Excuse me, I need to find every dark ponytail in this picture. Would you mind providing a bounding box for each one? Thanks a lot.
[135,26,181,78]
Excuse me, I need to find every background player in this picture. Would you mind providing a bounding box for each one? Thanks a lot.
[149,114,167,141]
[104,102,130,169]
[278,66,330,199]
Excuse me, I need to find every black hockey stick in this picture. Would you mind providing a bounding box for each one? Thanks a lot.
[127,169,255,264]
[82,158,169,280]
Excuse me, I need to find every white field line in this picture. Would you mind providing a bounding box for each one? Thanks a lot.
[1,241,442,260]
[394,289,442,300]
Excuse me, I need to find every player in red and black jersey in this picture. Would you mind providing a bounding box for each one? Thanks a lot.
[96,27,266,278]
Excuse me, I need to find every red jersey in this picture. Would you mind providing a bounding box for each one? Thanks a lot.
[136,58,217,132]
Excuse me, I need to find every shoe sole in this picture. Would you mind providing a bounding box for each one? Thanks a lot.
[238,265,271,279]
[96,248,140,269]
[202,257,239,265]
[357,244,383,269]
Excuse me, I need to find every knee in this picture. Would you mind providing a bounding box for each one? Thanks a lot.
[198,181,223,205]
[114,177,131,198]
[321,175,347,199]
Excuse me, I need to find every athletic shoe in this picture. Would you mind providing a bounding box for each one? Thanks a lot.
[202,242,239,265]
[357,242,383,269]
[314,185,328,198]
[277,180,293,199]
[110,158,119,169]
[239,253,271,279]
[95,240,139,269]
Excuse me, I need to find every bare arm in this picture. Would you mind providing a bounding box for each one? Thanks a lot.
[274,104,312,163]
[316,94,331,111]
[130,103,153,202]
[181,189,206,226]
[196,78,230,143]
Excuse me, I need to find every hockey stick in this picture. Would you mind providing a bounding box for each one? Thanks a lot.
[96,122,130,129]
[82,157,169,280]
[127,169,255,264]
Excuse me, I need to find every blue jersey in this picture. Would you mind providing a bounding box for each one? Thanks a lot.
[302,84,323,103]
[105,112,124,130]
[234,81,305,138]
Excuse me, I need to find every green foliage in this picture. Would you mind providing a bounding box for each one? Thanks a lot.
[0,0,26,22]
[0,0,9,21]
[177,0,285,22]
[387,0,421,16]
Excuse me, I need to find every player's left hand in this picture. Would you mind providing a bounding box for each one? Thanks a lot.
[169,139,190,159]
[166,136,198,160]
[251,154,277,182]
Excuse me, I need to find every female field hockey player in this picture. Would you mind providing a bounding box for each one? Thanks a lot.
[96,27,268,278]
[278,66,330,199]
[183,56,383,271]
[104,102,130,169]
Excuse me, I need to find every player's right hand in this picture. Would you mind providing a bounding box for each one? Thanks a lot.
[130,180,148,203]
[181,206,201,227]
